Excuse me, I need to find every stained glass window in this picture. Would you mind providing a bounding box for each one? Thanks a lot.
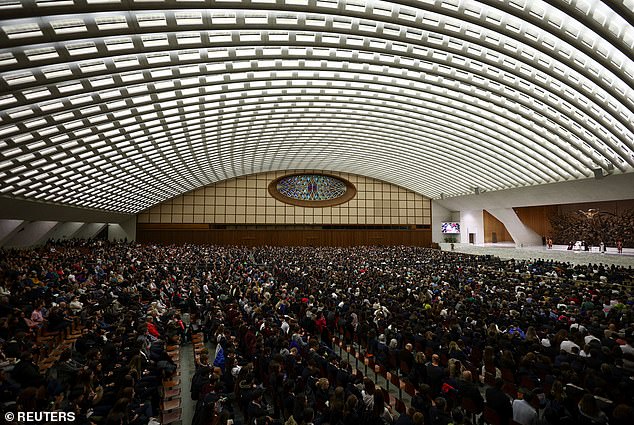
[276,174,347,201]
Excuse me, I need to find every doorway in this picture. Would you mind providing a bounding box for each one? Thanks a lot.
[469,233,475,244]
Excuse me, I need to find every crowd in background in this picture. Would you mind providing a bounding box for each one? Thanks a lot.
[0,240,633,425]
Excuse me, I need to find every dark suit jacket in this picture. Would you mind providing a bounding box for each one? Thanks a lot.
[486,387,513,423]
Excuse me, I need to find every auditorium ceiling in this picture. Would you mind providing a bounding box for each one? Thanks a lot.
[0,0,633,214]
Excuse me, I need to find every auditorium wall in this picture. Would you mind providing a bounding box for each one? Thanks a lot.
[483,210,514,243]
[135,225,431,247]
[137,171,432,246]
[137,171,431,226]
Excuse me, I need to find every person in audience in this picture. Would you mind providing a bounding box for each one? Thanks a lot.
[512,390,539,425]
[578,393,609,425]
[485,377,512,425]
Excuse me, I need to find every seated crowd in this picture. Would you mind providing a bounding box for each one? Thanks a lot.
[0,240,633,425]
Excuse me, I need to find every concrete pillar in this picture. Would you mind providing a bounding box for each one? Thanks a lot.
[74,223,107,239]
[3,221,58,248]
[45,222,86,242]
[0,219,25,247]
[108,216,137,242]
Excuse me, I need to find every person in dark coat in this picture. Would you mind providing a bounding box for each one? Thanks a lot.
[456,371,484,412]
[485,377,512,425]
[426,354,445,397]
[11,352,43,388]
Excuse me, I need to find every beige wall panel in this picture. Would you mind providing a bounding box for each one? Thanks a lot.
[139,170,431,226]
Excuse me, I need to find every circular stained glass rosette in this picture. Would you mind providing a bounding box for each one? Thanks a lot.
[276,175,347,201]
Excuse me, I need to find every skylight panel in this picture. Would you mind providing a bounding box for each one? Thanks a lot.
[240,32,262,42]
[3,22,43,39]
[146,53,171,64]
[79,60,107,73]
[24,47,59,61]
[95,15,128,31]
[105,37,134,51]
[142,34,169,47]
[306,15,326,26]
[0,0,22,10]
[23,88,51,100]
[176,33,202,45]
[51,18,87,34]
[241,11,268,25]
[137,13,167,27]
[64,42,97,57]
[175,12,203,25]
[44,66,73,80]
[212,13,237,24]
[120,71,144,82]
[57,82,83,93]
[3,72,36,86]
[8,108,33,119]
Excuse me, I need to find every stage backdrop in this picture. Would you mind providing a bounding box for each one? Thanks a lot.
[515,199,634,247]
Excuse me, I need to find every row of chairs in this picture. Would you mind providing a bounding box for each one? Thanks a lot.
[36,319,83,372]
[161,341,183,425]
[331,335,520,425]
[330,336,408,415]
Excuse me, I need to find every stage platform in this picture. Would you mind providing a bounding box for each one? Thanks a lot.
[443,243,634,267]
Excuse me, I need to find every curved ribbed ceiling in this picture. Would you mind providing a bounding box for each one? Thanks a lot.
[0,0,633,213]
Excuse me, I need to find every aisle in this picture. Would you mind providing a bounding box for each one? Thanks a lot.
[180,344,195,425]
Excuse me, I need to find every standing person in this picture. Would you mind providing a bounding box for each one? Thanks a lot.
[426,354,445,397]
[617,239,623,254]
[486,378,512,425]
